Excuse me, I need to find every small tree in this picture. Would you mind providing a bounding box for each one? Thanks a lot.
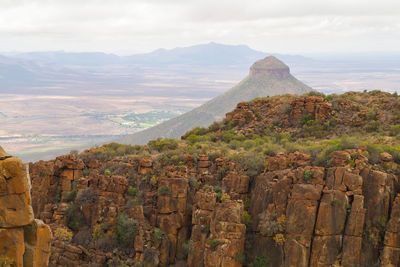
[115,213,137,247]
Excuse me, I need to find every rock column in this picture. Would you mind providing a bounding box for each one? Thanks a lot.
[0,146,52,267]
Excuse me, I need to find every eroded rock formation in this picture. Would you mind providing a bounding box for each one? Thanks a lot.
[27,91,400,266]
[0,146,52,267]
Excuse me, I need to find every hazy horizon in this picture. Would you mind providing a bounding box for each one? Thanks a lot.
[1,0,399,55]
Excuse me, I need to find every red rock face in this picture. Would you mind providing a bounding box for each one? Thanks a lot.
[0,146,52,267]
[247,151,400,267]
[25,92,400,267]
[27,143,400,267]
[27,146,400,267]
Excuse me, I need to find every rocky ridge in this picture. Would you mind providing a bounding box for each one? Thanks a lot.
[0,146,52,267]
[28,91,400,267]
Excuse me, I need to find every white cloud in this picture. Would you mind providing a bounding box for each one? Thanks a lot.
[0,0,399,54]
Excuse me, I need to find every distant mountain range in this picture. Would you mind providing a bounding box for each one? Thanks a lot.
[124,42,309,66]
[10,42,310,67]
[0,42,312,96]
[117,56,312,145]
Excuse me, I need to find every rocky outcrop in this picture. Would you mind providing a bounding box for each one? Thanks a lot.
[249,56,290,79]
[0,146,51,267]
[27,144,400,267]
[246,150,400,267]
[380,194,400,266]
[26,91,400,266]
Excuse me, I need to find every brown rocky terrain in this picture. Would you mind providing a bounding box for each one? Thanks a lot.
[0,146,52,267]
[27,91,400,266]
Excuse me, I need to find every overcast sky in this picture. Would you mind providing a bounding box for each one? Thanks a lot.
[1,0,399,55]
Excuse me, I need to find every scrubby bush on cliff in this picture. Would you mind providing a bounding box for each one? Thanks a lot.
[390,124,400,136]
[92,224,105,240]
[82,168,90,177]
[54,228,73,242]
[115,213,137,247]
[66,181,77,202]
[153,228,166,240]
[157,186,171,196]
[148,138,179,152]
[366,143,382,164]
[235,152,265,179]
[76,188,98,206]
[208,239,223,250]
[252,255,270,267]
[65,203,80,231]
[156,149,185,166]
[0,257,15,267]
[128,187,137,197]
[241,210,252,228]
[366,121,383,133]
[304,170,312,182]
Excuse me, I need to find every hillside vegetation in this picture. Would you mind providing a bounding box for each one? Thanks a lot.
[28,90,400,267]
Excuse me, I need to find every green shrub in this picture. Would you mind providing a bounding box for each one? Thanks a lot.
[366,143,382,164]
[157,186,171,196]
[148,138,179,152]
[366,121,382,132]
[154,228,165,240]
[366,109,377,120]
[238,152,265,178]
[221,130,236,143]
[208,122,221,131]
[115,213,137,247]
[104,169,111,175]
[182,241,194,257]
[82,168,90,177]
[243,140,257,150]
[128,187,137,197]
[306,91,325,97]
[263,143,280,156]
[304,170,312,182]
[189,176,198,188]
[302,121,326,138]
[241,210,252,228]
[65,203,80,231]
[300,113,314,125]
[0,257,15,267]
[54,194,61,204]
[390,124,400,136]
[66,181,77,202]
[186,134,201,144]
[208,239,223,250]
[217,168,227,180]
[253,255,270,267]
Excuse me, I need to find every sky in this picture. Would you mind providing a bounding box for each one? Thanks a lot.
[1,0,399,55]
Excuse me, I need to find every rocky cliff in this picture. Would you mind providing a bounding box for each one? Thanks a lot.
[0,146,52,267]
[29,91,400,266]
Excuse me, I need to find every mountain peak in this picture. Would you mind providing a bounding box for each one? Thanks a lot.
[249,56,290,79]
[0,146,11,159]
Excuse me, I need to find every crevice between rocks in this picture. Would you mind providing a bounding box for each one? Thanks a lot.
[307,187,324,267]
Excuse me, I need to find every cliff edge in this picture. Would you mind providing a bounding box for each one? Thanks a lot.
[0,146,52,267]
